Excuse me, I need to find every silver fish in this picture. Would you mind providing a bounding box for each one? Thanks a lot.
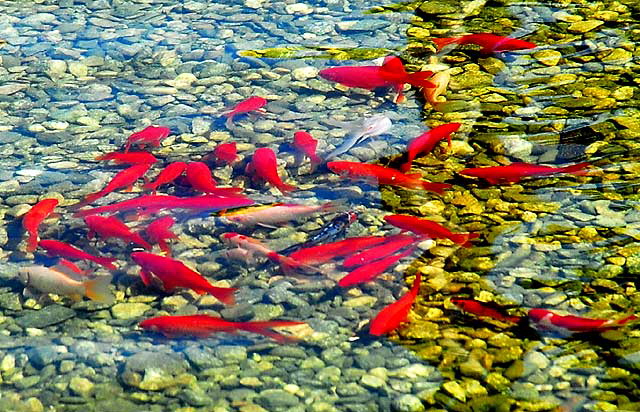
[17,265,114,303]
[323,114,392,161]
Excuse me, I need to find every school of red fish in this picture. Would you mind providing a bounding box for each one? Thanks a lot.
[18,33,636,343]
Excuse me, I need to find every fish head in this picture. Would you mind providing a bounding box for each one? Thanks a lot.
[138,318,160,332]
[221,232,241,246]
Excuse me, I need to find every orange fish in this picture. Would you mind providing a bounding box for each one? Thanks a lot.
[370,273,421,335]
[246,148,297,193]
[451,298,522,324]
[221,96,267,128]
[143,162,187,193]
[139,314,304,342]
[130,252,236,304]
[186,162,218,193]
[384,214,479,248]
[73,163,152,208]
[286,235,389,266]
[433,33,536,55]
[338,247,415,288]
[124,125,170,153]
[38,239,117,270]
[342,234,419,268]
[22,198,59,252]
[459,162,589,185]
[327,161,451,194]
[400,123,460,172]
[84,215,152,250]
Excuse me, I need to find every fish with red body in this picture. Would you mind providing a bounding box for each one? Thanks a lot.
[139,314,304,342]
[451,298,523,324]
[164,194,253,214]
[339,247,416,288]
[73,163,152,208]
[459,162,589,185]
[124,125,170,153]
[22,198,59,252]
[204,142,238,166]
[400,123,460,172]
[370,273,421,335]
[130,252,236,304]
[293,131,322,172]
[528,309,637,335]
[38,239,117,270]
[246,148,297,194]
[84,215,152,250]
[95,151,158,165]
[73,195,180,217]
[56,258,89,277]
[327,161,451,194]
[319,56,435,103]
[219,202,335,226]
[142,216,178,255]
[221,96,267,128]
[342,234,419,268]
[185,162,218,193]
[433,33,536,55]
[286,235,390,266]
[143,162,187,193]
[384,214,479,248]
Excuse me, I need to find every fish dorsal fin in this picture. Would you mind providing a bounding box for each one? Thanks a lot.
[380,56,406,76]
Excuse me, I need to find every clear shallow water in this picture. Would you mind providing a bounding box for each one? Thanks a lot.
[0,0,639,411]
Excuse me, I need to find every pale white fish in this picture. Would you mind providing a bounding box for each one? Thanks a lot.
[324,114,393,161]
[17,265,114,303]
[219,202,336,226]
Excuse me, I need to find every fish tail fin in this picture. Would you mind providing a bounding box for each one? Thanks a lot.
[405,71,436,89]
[238,321,305,343]
[450,232,480,248]
[274,253,326,276]
[158,240,172,256]
[95,257,118,270]
[224,114,235,129]
[209,286,237,305]
[84,275,114,304]
[26,234,38,253]
[433,37,459,51]
[560,162,590,175]
[421,181,452,194]
[615,314,638,326]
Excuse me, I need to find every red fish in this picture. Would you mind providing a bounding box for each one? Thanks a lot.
[433,33,536,55]
[38,239,117,270]
[319,56,435,103]
[164,194,253,213]
[221,96,267,128]
[186,162,218,193]
[95,151,158,165]
[400,123,460,172]
[339,247,415,288]
[139,314,304,342]
[459,162,589,185]
[74,195,180,217]
[246,148,297,193]
[287,235,390,266]
[384,215,479,248]
[370,273,421,335]
[56,258,89,277]
[124,125,170,153]
[327,161,451,194]
[143,162,187,193]
[293,131,322,171]
[74,163,152,208]
[528,309,637,335]
[84,215,152,250]
[204,142,238,166]
[130,252,236,304]
[143,216,178,256]
[451,298,523,324]
[23,198,59,252]
[342,234,419,268]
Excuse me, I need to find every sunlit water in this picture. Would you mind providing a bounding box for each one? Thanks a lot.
[0,0,639,411]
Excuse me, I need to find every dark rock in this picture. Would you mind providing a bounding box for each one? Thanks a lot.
[15,304,76,328]
[27,344,67,368]
[255,389,300,409]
